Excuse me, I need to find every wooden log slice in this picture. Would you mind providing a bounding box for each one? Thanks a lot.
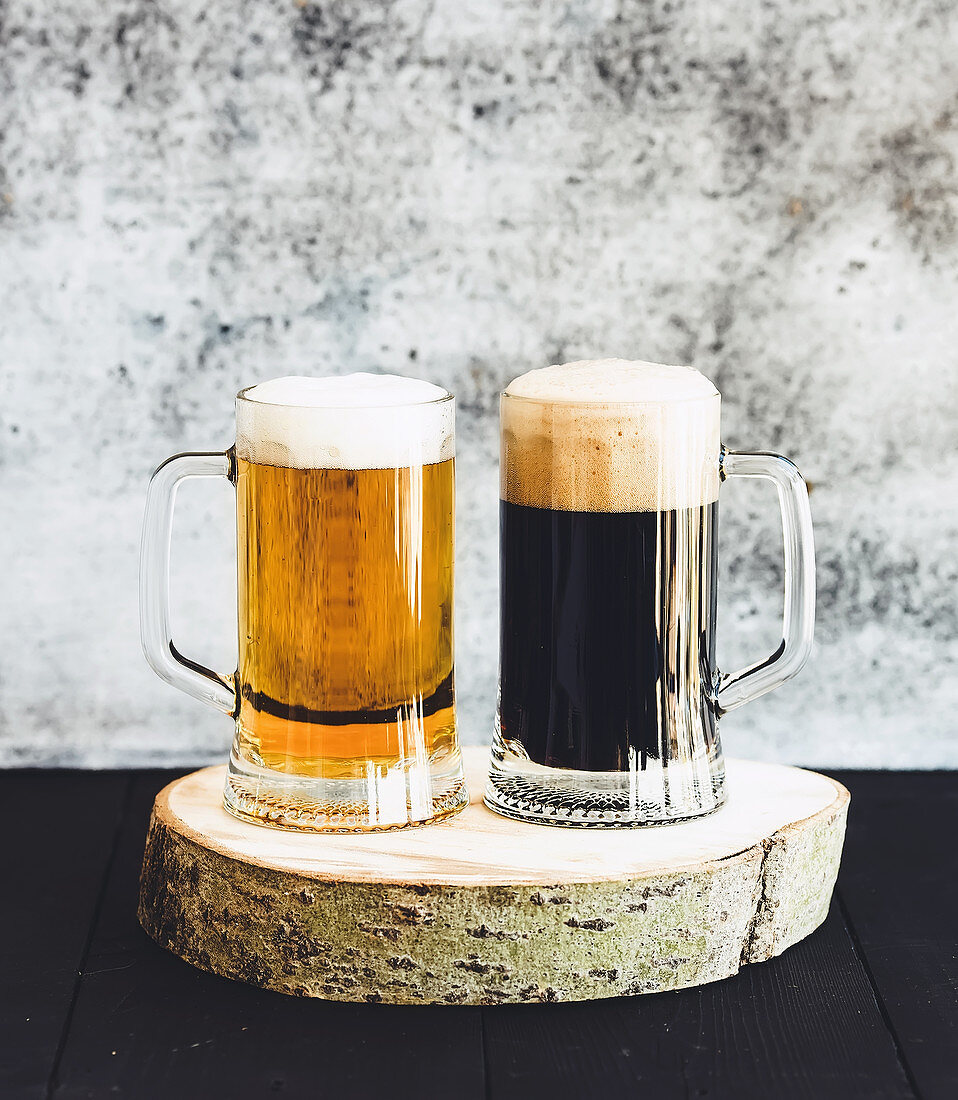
[139,749,848,1005]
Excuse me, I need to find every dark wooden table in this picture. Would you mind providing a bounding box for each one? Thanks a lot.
[2,769,955,1099]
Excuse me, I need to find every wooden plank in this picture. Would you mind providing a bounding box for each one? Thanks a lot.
[0,770,130,1100]
[482,899,915,1100]
[52,772,486,1100]
[834,770,958,1100]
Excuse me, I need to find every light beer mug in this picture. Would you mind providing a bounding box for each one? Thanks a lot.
[141,375,468,831]
[487,359,815,827]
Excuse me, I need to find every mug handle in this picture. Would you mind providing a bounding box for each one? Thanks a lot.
[715,448,815,714]
[139,451,238,714]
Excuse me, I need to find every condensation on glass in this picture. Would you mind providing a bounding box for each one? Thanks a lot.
[140,375,468,832]
[486,360,815,827]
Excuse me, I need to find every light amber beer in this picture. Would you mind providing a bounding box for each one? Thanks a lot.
[234,457,456,779]
[225,373,467,830]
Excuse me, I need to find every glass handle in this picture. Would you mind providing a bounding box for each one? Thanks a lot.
[139,451,237,714]
[715,448,816,714]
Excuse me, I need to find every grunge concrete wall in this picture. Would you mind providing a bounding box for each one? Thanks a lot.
[1,0,957,765]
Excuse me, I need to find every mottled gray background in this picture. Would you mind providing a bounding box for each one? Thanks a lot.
[2,0,956,767]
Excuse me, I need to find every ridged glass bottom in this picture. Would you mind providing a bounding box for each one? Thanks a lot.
[224,747,468,832]
[484,740,726,828]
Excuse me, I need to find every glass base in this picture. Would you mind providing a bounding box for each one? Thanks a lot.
[485,739,726,828]
[224,747,468,832]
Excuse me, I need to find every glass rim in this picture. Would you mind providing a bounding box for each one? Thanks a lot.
[499,389,720,408]
[235,383,455,411]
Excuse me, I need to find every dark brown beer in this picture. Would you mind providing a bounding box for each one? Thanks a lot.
[499,500,718,772]
[488,359,725,826]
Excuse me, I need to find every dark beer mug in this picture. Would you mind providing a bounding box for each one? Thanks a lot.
[486,359,815,826]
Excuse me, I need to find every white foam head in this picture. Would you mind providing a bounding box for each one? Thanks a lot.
[236,374,454,469]
[502,359,721,511]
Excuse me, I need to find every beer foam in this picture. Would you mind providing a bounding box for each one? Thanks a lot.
[502,359,721,512]
[236,374,454,469]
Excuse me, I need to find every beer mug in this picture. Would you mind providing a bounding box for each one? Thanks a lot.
[140,375,468,831]
[486,359,815,827]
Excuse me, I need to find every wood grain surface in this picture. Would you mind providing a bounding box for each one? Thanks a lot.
[9,768,954,1099]
[154,751,846,884]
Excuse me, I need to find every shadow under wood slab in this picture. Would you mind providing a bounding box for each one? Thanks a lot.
[138,749,847,1005]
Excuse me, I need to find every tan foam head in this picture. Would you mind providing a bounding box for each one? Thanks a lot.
[501,359,720,511]
[236,374,454,469]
